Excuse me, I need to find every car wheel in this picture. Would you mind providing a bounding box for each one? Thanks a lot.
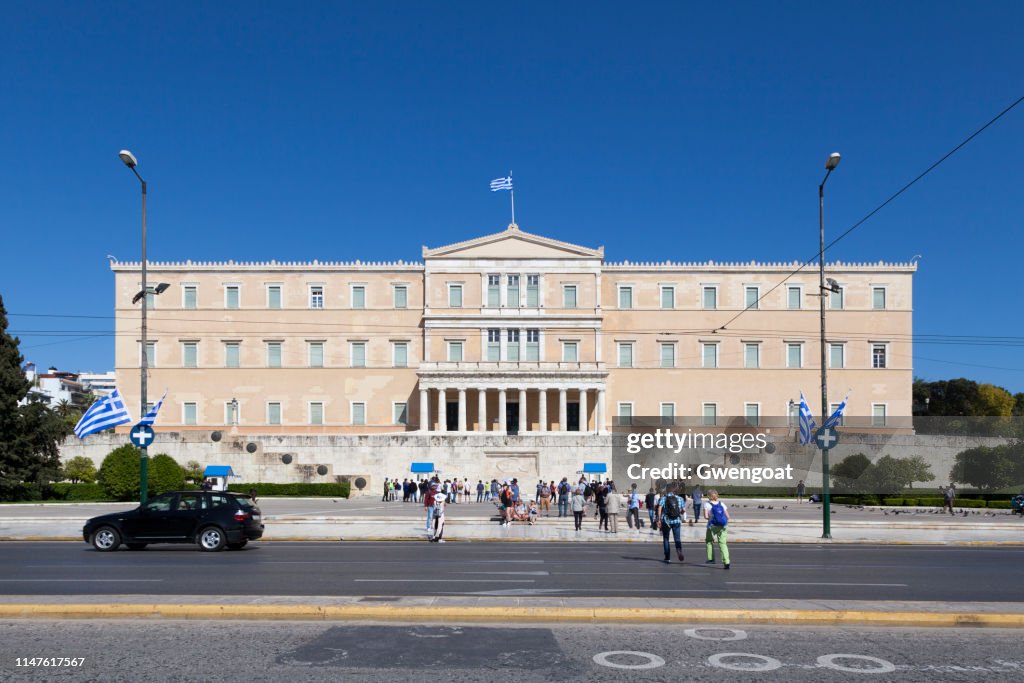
[126,543,147,550]
[91,526,121,552]
[227,541,248,550]
[198,526,226,552]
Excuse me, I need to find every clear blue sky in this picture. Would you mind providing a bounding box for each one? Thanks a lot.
[2,2,1022,391]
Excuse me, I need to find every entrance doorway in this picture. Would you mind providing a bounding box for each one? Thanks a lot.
[506,403,520,435]
[446,402,458,431]
[567,402,580,431]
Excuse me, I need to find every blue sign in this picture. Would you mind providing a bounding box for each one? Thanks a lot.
[814,426,840,450]
[129,423,156,449]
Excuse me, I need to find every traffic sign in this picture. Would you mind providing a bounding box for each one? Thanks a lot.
[129,423,156,449]
[814,426,839,450]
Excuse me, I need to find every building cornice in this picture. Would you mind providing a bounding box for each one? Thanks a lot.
[603,260,918,272]
[111,260,424,272]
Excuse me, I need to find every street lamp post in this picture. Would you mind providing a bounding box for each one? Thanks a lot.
[119,149,150,505]
[819,151,840,539]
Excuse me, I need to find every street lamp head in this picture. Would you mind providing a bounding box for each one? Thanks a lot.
[154,282,170,295]
[118,150,138,168]
[825,152,841,171]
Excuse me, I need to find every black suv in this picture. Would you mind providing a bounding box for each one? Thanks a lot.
[83,491,264,552]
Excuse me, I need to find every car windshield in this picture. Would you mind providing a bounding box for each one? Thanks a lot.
[235,496,256,510]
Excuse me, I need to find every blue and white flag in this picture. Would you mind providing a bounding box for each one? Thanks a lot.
[138,390,167,427]
[74,389,132,439]
[821,393,848,432]
[798,392,817,445]
[490,176,513,191]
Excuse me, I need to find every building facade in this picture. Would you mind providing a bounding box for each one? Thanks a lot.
[112,225,915,436]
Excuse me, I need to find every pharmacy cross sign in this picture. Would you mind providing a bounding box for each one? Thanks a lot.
[814,426,840,450]
[129,423,155,449]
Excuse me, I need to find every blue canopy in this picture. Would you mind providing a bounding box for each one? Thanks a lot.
[582,463,607,474]
[410,462,435,473]
[203,465,236,477]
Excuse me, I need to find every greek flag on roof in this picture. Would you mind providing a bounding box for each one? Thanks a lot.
[490,176,513,191]
[74,388,132,439]
[138,390,167,427]
[798,392,816,446]
[821,393,849,432]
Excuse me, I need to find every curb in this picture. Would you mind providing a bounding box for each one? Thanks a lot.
[1,603,1023,627]
[2,537,1024,546]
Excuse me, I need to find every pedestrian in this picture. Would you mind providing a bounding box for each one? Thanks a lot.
[476,480,485,503]
[690,485,702,526]
[703,489,730,569]
[656,483,686,564]
[605,485,620,533]
[571,486,586,531]
[489,479,499,502]
[943,484,956,515]
[557,478,570,517]
[424,483,438,535]
[510,479,520,506]
[796,480,806,504]
[645,487,657,531]
[596,483,609,530]
[247,487,258,503]
[430,492,447,543]
[499,482,513,527]
[626,484,641,530]
[418,478,428,503]
[464,478,471,503]
[381,479,390,502]
[539,480,552,516]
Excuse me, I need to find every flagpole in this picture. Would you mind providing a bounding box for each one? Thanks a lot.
[509,170,515,225]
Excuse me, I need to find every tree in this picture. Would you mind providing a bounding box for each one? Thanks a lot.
[949,444,1022,491]
[185,460,203,485]
[977,384,1015,417]
[896,454,935,489]
[831,453,872,493]
[98,445,144,501]
[62,456,97,484]
[148,454,185,493]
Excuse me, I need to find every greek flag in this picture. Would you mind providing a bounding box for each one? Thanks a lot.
[138,390,167,426]
[821,393,848,431]
[74,388,132,439]
[490,176,513,191]
[798,392,816,445]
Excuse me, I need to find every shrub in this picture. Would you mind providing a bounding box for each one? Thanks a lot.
[49,483,112,501]
[989,500,1009,509]
[62,456,97,484]
[98,445,143,501]
[227,482,350,498]
[148,454,185,494]
[953,499,987,508]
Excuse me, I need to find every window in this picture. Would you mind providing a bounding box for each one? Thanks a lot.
[872,287,887,310]
[787,343,803,368]
[225,285,239,309]
[182,342,198,368]
[225,401,239,426]
[872,343,887,369]
[617,402,633,426]
[351,402,366,425]
[787,286,801,310]
[183,402,197,426]
[486,329,500,361]
[267,342,282,368]
[526,274,539,307]
[351,342,366,368]
[309,342,324,368]
[562,341,578,363]
[393,342,408,368]
[507,329,520,361]
[447,341,463,362]
[830,286,844,310]
[506,275,520,307]
[393,402,408,425]
[183,285,197,310]
[526,329,540,361]
[830,343,845,369]
[745,342,760,369]
[144,342,156,367]
[872,404,887,427]
[661,286,675,309]
[745,403,760,427]
[309,402,324,425]
[145,288,155,309]
[267,402,281,425]
[702,342,718,368]
[660,402,675,425]
[702,285,717,310]
[618,342,634,368]
[660,343,675,368]
[487,275,500,307]
[563,285,578,309]
[829,403,845,427]
[618,285,633,309]
[393,284,408,309]
[224,342,240,368]
[351,285,366,309]
[310,286,324,309]
[267,285,281,309]
[702,403,718,426]
[448,283,463,308]
[745,286,759,309]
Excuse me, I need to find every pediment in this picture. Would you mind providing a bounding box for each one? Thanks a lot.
[423,225,603,260]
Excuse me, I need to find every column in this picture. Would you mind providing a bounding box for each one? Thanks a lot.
[579,388,588,434]
[498,389,507,434]
[518,388,527,433]
[458,388,467,432]
[477,389,487,432]
[419,389,429,431]
[437,388,446,432]
[559,388,568,432]
[538,389,547,432]
[597,389,606,435]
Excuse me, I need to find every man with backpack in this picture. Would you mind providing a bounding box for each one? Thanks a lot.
[656,483,686,564]
[645,487,658,531]
[557,478,571,517]
[703,488,730,569]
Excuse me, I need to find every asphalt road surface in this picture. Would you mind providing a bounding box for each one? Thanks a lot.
[2,542,1023,602]
[2,620,1023,682]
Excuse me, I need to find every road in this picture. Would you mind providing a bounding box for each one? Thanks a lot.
[2,620,1023,682]
[1,541,1023,602]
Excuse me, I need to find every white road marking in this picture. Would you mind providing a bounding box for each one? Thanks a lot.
[593,651,666,670]
[727,582,907,587]
[708,653,783,672]
[685,628,747,641]
[460,571,550,576]
[354,579,536,583]
[817,654,896,674]
[0,579,164,582]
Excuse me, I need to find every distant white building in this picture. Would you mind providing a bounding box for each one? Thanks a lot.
[78,371,117,397]
[21,363,110,408]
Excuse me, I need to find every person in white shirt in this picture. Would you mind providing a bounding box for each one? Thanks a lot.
[702,489,730,569]
[430,493,447,543]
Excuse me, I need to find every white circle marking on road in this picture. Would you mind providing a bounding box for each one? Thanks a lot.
[592,651,666,670]
[817,654,896,674]
[708,653,783,672]
[684,627,748,641]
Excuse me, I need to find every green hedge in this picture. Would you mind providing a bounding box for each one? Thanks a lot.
[227,482,350,498]
[49,483,114,501]
[989,500,1009,509]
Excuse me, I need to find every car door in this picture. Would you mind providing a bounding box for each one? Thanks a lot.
[162,492,205,539]
[121,493,178,540]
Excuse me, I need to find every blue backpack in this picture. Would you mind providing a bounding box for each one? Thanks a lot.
[709,501,728,527]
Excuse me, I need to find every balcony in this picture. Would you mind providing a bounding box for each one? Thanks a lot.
[419,361,605,373]
[417,361,607,389]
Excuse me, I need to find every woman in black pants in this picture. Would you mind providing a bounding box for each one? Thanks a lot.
[571,487,587,531]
